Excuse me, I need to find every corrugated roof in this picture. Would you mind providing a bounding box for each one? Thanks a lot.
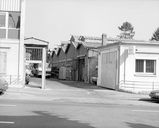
[55,47,61,55]
[70,35,82,42]
[61,41,70,53]
[70,35,102,49]
[83,36,102,41]
[82,42,102,48]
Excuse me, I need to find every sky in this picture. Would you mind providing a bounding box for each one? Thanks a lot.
[25,0,159,48]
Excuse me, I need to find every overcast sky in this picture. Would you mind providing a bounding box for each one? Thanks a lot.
[25,0,159,48]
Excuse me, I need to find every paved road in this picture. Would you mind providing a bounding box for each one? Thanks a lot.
[0,99,159,128]
[0,78,159,128]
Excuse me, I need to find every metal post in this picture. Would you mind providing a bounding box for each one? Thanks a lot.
[42,47,46,89]
[10,75,11,84]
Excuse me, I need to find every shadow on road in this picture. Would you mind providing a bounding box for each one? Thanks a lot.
[48,78,105,90]
[26,77,42,89]
[139,98,159,104]
[0,111,94,128]
[126,122,159,128]
[25,84,42,89]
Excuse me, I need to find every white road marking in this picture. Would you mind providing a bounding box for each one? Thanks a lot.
[0,104,16,107]
[0,121,15,124]
[132,110,159,113]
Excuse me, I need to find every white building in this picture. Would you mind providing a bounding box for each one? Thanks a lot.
[97,38,159,93]
[0,0,25,86]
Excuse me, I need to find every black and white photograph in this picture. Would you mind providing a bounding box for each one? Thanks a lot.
[0,0,159,127]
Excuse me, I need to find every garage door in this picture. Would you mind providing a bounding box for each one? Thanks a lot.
[101,51,117,89]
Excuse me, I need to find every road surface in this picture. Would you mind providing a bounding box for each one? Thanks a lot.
[0,99,159,128]
[0,78,159,128]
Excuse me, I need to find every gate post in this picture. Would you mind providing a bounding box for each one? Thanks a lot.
[42,47,46,89]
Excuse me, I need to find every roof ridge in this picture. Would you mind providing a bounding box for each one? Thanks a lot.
[83,36,101,40]
[24,37,49,44]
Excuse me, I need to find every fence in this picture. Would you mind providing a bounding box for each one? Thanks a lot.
[0,75,22,85]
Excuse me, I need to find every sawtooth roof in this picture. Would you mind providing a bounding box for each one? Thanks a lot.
[70,35,102,49]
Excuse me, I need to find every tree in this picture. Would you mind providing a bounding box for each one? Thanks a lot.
[151,27,159,41]
[118,21,135,39]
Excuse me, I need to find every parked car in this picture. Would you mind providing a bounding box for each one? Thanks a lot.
[149,90,159,100]
[0,78,8,94]
[32,63,51,77]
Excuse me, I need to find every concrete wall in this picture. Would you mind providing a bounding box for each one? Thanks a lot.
[0,0,25,86]
[0,41,19,83]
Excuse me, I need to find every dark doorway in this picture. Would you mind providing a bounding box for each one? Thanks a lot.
[77,58,85,81]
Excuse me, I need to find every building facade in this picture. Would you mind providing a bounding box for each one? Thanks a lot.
[0,0,25,86]
[51,35,101,83]
[98,40,159,93]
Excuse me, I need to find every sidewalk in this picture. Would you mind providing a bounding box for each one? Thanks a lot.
[0,78,158,106]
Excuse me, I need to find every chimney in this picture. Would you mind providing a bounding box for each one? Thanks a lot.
[102,33,107,46]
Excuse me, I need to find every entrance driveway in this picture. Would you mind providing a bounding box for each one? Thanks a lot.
[1,77,159,107]
[29,77,103,90]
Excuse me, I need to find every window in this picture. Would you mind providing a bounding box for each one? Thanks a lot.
[0,12,20,39]
[136,60,144,72]
[0,29,6,38]
[146,60,155,73]
[0,14,5,27]
[8,12,20,39]
[135,59,156,74]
